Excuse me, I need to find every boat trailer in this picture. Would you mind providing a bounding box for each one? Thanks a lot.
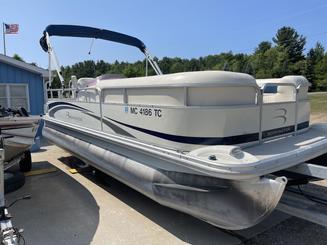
[276,159,327,227]
[0,137,26,245]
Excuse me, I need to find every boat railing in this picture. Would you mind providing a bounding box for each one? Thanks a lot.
[258,82,301,142]
[47,88,77,100]
[47,82,303,144]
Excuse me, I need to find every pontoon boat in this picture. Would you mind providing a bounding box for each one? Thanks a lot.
[40,25,327,230]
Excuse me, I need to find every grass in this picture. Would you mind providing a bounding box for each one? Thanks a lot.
[309,92,327,114]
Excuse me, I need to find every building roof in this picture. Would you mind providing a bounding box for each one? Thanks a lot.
[0,54,48,78]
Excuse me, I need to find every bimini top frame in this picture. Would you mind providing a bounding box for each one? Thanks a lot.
[40,25,147,52]
[40,25,163,86]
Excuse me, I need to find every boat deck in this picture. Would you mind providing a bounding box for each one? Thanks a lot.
[247,125,327,159]
[243,124,327,175]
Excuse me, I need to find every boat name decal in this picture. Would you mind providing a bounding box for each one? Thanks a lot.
[66,111,83,121]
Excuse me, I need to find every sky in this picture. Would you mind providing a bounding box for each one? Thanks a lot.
[1,0,327,68]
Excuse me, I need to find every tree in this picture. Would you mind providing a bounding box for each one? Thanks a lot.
[169,61,184,73]
[123,64,142,77]
[273,26,306,63]
[314,52,327,91]
[55,26,327,91]
[313,45,327,91]
[255,41,272,54]
[306,42,325,90]
[96,60,110,76]
[12,54,24,62]
[251,46,277,78]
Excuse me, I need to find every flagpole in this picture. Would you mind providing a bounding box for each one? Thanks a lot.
[2,23,6,56]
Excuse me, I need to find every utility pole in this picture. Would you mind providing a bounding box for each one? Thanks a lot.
[2,23,6,56]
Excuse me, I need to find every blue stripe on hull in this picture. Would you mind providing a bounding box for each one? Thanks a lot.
[48,101,309,146]
[106,117,259,145]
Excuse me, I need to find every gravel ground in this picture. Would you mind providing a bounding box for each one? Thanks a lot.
[310,113,327,124]
[246,217,327,245]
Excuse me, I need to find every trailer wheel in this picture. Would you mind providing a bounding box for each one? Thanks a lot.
[19,150,32,172]
[4,171,25,194]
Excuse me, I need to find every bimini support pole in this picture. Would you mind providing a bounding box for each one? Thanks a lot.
[143,49,162,75]
[45,33,65,88]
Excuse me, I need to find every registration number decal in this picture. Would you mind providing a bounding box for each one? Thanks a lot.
[125,106,162,118]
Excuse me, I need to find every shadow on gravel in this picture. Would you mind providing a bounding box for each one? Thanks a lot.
[6,162,100,245]
[58,155,275,245]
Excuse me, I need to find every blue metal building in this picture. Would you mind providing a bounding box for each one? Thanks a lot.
[0,54,48,115]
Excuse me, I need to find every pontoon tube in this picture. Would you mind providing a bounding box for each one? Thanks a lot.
[44,126,286,230]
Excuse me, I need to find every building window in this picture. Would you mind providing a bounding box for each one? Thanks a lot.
[0,84,30,111]
[0,84,7,108]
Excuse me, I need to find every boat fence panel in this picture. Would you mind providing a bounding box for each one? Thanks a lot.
[262,86,296,103]
[187,86,257,106]
[126,87,185,106]
[77,89,99,103]
[45,74,312,147]
[103,89,125,104]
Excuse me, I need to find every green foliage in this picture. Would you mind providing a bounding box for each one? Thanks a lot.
[273,26,306,63]
[255,41,272,54]
[306,42,325,90]
[315,55,327,91]
[12,54,24,62]
[50,26,327,91]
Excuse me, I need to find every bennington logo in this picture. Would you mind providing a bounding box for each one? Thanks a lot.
[66,111,83,121]
[263,126,293,138]
[273,108,287,124]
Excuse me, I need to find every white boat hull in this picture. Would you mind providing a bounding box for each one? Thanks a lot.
[47,100,310,152]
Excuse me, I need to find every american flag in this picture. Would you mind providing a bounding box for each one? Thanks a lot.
[4,24,19,34]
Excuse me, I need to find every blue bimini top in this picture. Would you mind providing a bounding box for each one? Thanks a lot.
[40,24,146,53]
